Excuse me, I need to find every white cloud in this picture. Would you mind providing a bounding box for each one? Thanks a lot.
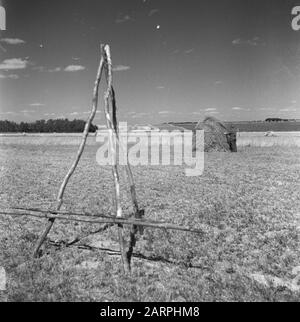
[21,110,35,113]
[0,74,19,79]
[33,66,62,73]
[259,107,275,111]
[0,111,16,115]
[279,108,297,112]
[70,112,79,116]
[232,38,243,45]
[184,49,194,54]
[149,9,159,17]
[115,15,131,24]
[64,65,85,72]
[158,110,172,115]
[0,38,25,45]
[29,103,45,107]
[0,58,28,70]
[156,86,165,90]
[48,67,61,72]
[131,112,151,119]
[232,107,243,110]
[113,65,130,72]
[205,108,219,115]
[32,66,45,72]
[232,37,264,47]
[206,111,219,114]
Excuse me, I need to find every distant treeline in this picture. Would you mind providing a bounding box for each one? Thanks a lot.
[0,119,98,133]
[265,118,297,122]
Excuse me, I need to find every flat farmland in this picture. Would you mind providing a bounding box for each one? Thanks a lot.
[0,136,299,302]
[155,125,300,148]
[169,121,300,132]
[237,132,300,147]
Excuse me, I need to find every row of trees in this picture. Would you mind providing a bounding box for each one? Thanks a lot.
[0,119,98,133]
[265,118,293,122]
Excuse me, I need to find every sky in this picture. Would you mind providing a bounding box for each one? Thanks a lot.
[1,0,300,125]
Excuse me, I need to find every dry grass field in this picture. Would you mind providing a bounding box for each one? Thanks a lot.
[237,132,300,148]
[171,121,300,132]
[0,136,299,302]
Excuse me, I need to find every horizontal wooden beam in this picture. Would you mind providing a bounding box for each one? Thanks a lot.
[14,207,164,224]
[0,209,217,235]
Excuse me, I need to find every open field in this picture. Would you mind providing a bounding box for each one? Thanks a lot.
[155,124,300,148]
[0,135,98,147]
[0,136,299,302]
[168,122,300,132]
[1,131,300,148]
[237,132,300,148]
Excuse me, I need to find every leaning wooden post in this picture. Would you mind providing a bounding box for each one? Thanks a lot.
[108,72,143,271]
[102,45,130,273]
[111,88,144,270]
[32,49,106,258]
[110,87,140,214]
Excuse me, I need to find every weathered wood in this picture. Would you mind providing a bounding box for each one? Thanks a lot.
[32,48,106,258]
[3,44,213,274]
[109,86,140,215]
[105,74,142,270]
[103,45,130,273]
[107,68,143,269]
[0,210,212,235]
[13,207,166,224]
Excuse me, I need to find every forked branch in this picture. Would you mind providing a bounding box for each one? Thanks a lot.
[32,48,106,258]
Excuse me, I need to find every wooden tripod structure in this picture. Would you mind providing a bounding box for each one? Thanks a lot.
[32,44,143,273]
[0,44,211,274]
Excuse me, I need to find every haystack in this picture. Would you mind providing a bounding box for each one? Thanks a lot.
[193,116,236,152]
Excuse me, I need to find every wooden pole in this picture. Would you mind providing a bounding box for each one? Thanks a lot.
[102,45,130,273]
[108,79,143,270]
[32,48,106,258]
[14,207,166,224]
[109,86,140,213]
[0,211,210,235]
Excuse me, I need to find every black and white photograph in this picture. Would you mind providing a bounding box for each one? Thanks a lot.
[0,0,299,304]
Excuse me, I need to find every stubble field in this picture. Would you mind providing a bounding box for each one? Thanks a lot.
[0,136,299,302]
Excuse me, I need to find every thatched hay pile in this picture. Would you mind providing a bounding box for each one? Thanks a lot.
[193,116,235,152]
